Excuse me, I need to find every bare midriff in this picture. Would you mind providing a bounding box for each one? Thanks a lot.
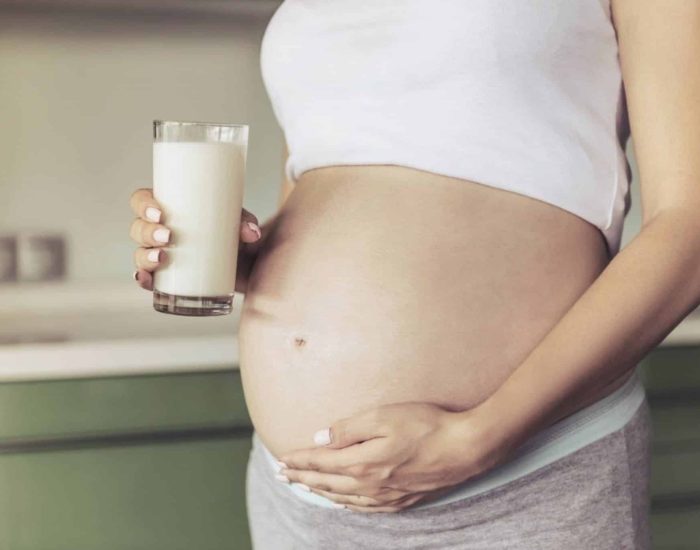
[238,165,632,459]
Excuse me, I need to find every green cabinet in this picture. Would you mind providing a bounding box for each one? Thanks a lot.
[0,369,251,441]
[0,370,253,550]
[0,438,252,550]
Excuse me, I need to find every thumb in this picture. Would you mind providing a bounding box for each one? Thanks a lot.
[239,208,261,243]
[313,411,381,449]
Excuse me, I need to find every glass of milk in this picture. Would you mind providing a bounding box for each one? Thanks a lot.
[152,120,249,316]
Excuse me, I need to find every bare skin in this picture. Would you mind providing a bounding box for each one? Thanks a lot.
[237,165,634,458]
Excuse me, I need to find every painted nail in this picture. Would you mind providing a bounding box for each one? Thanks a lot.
[246,221,262,239]
[147,249,160,263]
[133,270,139,281]
[297,483,311,492]
[276,460,288,469]
[274,474,289,483]
[145,207,162,223]
[153,228,170,243]
[313,428,331,446]
[331,502,346,510]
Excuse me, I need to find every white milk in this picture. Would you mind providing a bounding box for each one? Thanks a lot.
[152,141,246,297]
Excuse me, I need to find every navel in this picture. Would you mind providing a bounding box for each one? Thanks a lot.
[294,336,307,348]
[287,332,309,349]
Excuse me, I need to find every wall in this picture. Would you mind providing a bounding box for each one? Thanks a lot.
[0,6,285,281]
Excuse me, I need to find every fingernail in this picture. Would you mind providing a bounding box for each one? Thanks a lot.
[147,249,160,263]
[297,483,311,492]
[145,207,162,223]
[153,228,170,243]
[133,270,139,281]
[331,503,346,510]
[313,428,331,446]
[276,460,288,469]
[274,474,289,483]
[246,221,262,239]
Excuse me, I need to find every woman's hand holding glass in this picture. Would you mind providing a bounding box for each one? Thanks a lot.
[128,187,263,292]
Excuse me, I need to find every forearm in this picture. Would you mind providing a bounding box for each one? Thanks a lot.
[467,208,700,457]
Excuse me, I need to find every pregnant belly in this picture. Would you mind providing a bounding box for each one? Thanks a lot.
[238,166,610,458]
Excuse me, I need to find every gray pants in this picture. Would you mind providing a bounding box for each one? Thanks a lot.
[246,398,651,549]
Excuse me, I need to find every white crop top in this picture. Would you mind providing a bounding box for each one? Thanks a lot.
[260,0,633,257]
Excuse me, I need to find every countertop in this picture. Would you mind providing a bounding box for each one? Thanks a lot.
[1,280,699,382]
[0,281,241,381]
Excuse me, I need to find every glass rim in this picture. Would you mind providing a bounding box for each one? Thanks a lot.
[153,119,249,130]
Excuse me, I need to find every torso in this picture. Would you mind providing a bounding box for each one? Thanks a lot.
[238,165,633,458]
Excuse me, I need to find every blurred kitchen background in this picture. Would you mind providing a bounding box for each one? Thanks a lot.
[0,1,698,549]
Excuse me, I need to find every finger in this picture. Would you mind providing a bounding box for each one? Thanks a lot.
[240,217,262,243]
[280,469,359,494]
[312,408,389,449]
[308,488,382,508]
[344,493,425,514]
[133,247,166,271]
[344,503,403,513]
[133,268,153,291]
[279,438,384,474]
[129,219,171,247]
[308,485,410,507]
[129,188,163,223]
[239,207,262,242]
[281,467,408,503]
[240,207,258,224]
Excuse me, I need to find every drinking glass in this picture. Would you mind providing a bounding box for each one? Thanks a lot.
[152,120,249,316]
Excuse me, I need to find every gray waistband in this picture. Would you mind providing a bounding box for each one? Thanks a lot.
[258,368,646,510]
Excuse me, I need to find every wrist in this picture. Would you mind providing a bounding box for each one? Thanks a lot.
[449,395,534,474]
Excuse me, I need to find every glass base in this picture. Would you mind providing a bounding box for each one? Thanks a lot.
[153,290,233,317]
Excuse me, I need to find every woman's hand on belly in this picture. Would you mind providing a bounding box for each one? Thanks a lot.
[275,401,499,513]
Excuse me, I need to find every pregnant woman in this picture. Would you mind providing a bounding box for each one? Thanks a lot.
[129,1,700,548]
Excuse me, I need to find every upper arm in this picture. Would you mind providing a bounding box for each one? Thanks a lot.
[278,142,295,209]
[612,0,700,225]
